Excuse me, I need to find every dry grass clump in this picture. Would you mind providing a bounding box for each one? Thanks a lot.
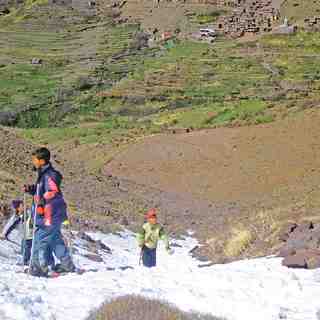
[224,227,254,258]
[88,295,223,320]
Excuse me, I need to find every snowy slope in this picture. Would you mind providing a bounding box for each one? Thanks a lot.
[0,230,320,320]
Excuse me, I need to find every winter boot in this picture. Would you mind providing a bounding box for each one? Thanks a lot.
[55,258,76,273]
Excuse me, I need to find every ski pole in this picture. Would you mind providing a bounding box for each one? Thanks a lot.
[139,246,144,266]
[63,220,73,262]
[22,193,27,263]
[29,184,39,275]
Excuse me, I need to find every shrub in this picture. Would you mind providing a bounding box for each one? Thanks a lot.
[88,295,223,320]
[224,227,254,257]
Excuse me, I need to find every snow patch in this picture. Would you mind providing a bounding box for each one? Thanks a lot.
[0,230,320,320]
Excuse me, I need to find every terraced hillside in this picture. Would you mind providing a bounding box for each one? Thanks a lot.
[1,0,319,131]
[0,1,139,127]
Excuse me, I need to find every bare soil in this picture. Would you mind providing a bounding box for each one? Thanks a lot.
[107,109,320,210]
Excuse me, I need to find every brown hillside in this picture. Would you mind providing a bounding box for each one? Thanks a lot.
[0,127,34,204]
[106,109,320,261]
[107,109,320,209]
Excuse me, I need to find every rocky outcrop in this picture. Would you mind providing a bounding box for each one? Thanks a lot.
[0,0,22,15]
[278,221,320,269]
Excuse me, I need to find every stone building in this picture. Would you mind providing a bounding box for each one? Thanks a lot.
[214,0,281,38]
[304,17,320,31]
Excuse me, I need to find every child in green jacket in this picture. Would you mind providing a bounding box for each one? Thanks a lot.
[137,208,172,267]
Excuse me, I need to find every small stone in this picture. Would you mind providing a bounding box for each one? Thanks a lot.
[31,58,42,65]
[120,217,129,226]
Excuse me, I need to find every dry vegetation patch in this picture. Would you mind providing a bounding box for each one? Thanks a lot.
[224,227,254,258]
[88,295,223,320]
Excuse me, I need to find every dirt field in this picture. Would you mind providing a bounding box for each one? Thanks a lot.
[107,109,320,210]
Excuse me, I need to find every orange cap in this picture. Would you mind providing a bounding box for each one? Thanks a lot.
[146,208,157,219]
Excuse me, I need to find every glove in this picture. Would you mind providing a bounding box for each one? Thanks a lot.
[24,184,35,194]
[36,206,45,215]
[34,196,45,207]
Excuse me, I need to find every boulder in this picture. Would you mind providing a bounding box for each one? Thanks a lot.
[278,247,296,258]
[294,221,314,233]
[131,31,150,50]
[31,58,42,65]
[84,253,103,263]
[295,249,320,258]
[278,222,298,242]
[279,221,320,269]
[96,240,112,253]
[0,111,17,126]
[285,232,312,251]
[76,76,95,91]
[282,254,307,269]
[310,226,320,247]
[283,222,314,251]
[78,231,96,243]
[125,95,146,105]
[119,216,129,226]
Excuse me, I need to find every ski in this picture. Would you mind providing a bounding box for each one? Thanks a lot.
[16,267,98,277]
[47,268,98,278]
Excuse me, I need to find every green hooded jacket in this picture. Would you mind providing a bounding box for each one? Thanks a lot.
[136,222,170,250]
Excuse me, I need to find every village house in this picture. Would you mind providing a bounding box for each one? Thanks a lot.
[214,0,281,38]
[304,16,320,31]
